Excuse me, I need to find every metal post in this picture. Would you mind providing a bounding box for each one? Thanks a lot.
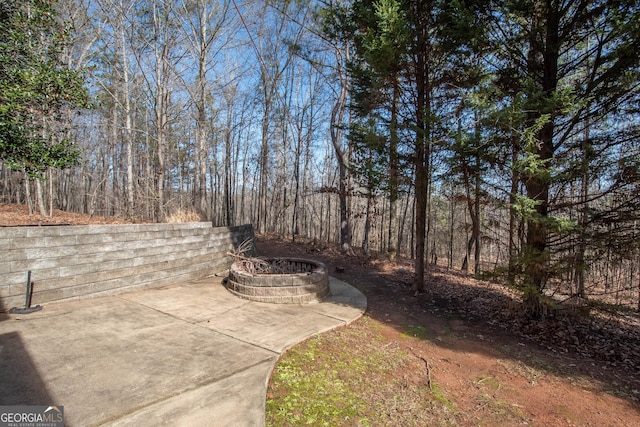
[25,270,32,308]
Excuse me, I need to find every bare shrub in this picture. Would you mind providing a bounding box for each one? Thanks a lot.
[165,208,207,223]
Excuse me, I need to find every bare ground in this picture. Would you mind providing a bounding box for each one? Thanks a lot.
[2,204,639,426]
[258,234,640,426]
[0,203,136,226]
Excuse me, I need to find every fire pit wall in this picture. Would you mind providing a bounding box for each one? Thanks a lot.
[226,258,330,304]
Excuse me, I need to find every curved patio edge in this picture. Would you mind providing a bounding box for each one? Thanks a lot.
[0,275,366,427]
[103,276,367,427]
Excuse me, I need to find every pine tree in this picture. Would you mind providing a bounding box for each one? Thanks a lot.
[346,0,487,290]
[348,0,409,260]
[489,0,640,316]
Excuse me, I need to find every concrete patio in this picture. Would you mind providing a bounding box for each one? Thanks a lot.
[0,275,366,426]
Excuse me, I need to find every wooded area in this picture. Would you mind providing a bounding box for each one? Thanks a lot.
[1,0,639,315]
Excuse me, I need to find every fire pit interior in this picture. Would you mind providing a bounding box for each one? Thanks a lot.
[225,257,330,303]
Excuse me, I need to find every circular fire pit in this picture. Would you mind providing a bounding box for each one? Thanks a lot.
[225,257,330,303]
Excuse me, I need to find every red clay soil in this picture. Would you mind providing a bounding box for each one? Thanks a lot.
[0,203,135,226]
[257,234,640,427]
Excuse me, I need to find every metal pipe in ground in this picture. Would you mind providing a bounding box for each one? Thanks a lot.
[9,270,42,314]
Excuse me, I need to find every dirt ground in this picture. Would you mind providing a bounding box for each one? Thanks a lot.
[257,236,640,426]
[2,203,639,426]
[0,203,135,226]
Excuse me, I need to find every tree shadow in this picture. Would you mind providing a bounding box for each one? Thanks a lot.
[0,298,56,406]
[256,234,640,409]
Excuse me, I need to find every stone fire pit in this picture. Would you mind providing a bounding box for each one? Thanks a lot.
[225,257,330,303]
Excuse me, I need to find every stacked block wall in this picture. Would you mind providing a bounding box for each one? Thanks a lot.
[0,223,253,310]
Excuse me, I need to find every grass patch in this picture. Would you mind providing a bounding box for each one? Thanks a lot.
[474,375,502,391]
[430,383,456,410]
[267,335,371,426]
[266,317,457,426]
[401,324,429,340]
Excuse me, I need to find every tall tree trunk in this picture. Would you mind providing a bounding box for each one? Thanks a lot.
[472,114,482,275]
[154,38,169,222]
[48,168,53,217]
[523,122,553,311]
[508,138,519,285]
[24,173,33,215]
[118,14,135,218]
[398,189,412,257]
[331,66,352,252]
[575,35,593,299]
[362,194,373,255]
[195,16,208,216]
[522,4,559,315]
[196,81,208,216]
[259,92,270,234]
[291,120,302,241]
[222,84,237,226]
[414,148,428,292]
[388,82,400,262]
[36,178,46,216]
[575,121,589,298]
[448,191,455,269]
[473,159,481,276]
[224,113,233,226]
[412,0,432,293]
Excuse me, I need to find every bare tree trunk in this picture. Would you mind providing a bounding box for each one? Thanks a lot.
[331,68,352,252]
[467,174,480,274]
[224,112,233,225]
[119,16,135,218]
[155,68,167,223]
[221,81,237,226]
[153,6,170,223]
[362,194,373,255]
[508,143,518,285]
[398,190,412,257]
[36,178,46,216]
[473,137,481,275]
[412,0,432,292]
[448,187,455,269]
[196,70,208,216]
[292,120,302,241]
[48,169,54,217]
[258,92,270,233]
[388,82,400,262]
[414,154,427,292]
[575,77,591,298]
[24,173,33,215]
[460,118,482,276]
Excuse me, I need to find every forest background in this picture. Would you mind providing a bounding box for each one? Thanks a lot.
[1,0,640,315]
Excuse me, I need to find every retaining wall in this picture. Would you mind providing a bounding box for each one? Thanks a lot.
[0,223,254,310]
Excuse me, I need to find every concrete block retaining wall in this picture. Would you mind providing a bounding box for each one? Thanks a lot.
[0,223,254,310]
